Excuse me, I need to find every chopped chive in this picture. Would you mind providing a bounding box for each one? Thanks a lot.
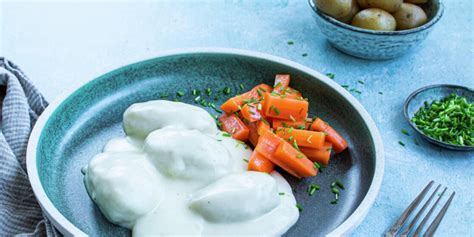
[206,88,212,96]
[259,87,267,92]
[223,87,231,95]
[257,89,263,97]
[287,41,294,45]
[176,91,185,97]
[271,91,280,97]
[325,73,335,79]
[194,96,201,102]
[160,93,169,98]
[335,180,345,190]
[401,129,410,136]
[398,141,405,146]
[242,158,249,163]
[296,152,304,159]
[261,117,270,126]
[302,53,308,57]
[293,140,300,151]
[331,187,340,195]
[257,103,262,111]
[330,200,338,204]
[378,91,383,95]
[239,84,244,90]
[222,132,231,137]
[192,89,199,96]
[341,84,349,88]
[358,80,365,84]
[279,192,285,195]
[273,107,281,115]
[274,81,282,89]
[288,127,294,133]
[296,203,303,211]
[289,115,296,122]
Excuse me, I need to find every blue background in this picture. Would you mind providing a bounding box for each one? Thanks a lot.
[1,0,472,236]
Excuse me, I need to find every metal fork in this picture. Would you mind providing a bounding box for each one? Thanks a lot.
[385,181,455,237]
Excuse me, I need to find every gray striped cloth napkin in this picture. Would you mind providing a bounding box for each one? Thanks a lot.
[0,58,59,236]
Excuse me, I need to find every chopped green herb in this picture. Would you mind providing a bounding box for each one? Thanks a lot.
[176,91,185,97]
[194,96,201,103]
[330,200,338,204]
[257,103,262,111]
[307,184,320,196]
[160,93,169,98]
[242,158,249,163]
[293,140,300,151]
[206,88,212,96]
[399,141,405,147]
[223,87,231,95]
[326,73,335,79]
[279,192,285,195]
[341,85,349,89]
[192,89,199,96]
[289,115,296,122]
[239,84,244,90]
[274,81,282,89]
[378,91,383,95]
[261,117,270,126]
[222,132,231,137]
[401,129,410,136]
[296,203,303,211]
[259,87,267,92]
[287,41,294,45]
[335,180,345,190]
[358,80,365,85]
[302,53,308,57]
[331,187,340,195]
[273,107,281,115]
[411,93,473,146]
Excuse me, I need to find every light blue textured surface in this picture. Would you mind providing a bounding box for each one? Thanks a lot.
[1,1,473,236]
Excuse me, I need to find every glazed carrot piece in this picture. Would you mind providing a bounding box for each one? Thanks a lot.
[248,150,275,173]
[245,84,273,100]
[254,131,282,160]
[283,87,303,99]
[272,140,317,178]
[262,92,308,120]
[240,103,262,122]
[219,114,249,141]
[275,128,326,149]
[272,118,306,129]
[273,74,290,94]
[310,118,348,153]
[300,142,333,165]
[246,122,259,146]
[221,96,243,114]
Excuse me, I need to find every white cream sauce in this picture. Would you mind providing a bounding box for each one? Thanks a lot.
[84,100,299,236]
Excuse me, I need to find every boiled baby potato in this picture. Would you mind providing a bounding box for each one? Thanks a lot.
[316,0,353,19]
[338,0,360,23]
[405,0,428,4]
[352,8,397,31]
[357,0,402,12]
[393,3,428,30]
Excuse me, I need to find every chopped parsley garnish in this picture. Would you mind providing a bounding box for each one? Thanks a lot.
[398,141,405,147]
[296,203,303,211]
[325,73,335,79]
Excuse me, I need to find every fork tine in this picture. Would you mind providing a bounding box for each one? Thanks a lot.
[423,191,455,237]
[412,187,447,237]
[384,181,434,237]
[399,184,441,237]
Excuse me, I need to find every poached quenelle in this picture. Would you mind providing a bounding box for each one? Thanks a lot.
[83,100,299,236]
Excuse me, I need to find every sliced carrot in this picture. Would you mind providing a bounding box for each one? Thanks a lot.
[272,118,306,129]
[272,140,317,177]
[284,87,303,99]
[219,114,249,141]
[246,122,259,146]
[310,118,348,153]
[255,131,282,159]
[248,150,275,173]
[273,74,290,94]
[262,92,308,120]
[240,103,262,122]
[221,96,243,114]
[300,142,333,165]
[245,83,273,100]
[275,128,326,149]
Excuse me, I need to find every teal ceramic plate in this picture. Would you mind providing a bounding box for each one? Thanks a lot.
[27,48,384,236]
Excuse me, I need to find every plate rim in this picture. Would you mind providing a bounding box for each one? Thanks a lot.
[26,47,385,236]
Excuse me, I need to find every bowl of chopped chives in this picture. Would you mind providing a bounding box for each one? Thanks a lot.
[404,84,474,151]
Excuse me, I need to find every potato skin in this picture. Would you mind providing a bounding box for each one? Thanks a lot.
[405,0,428,4]
[393,3,428,30]
[316,0,353,19]
[338,0,360,23]
[351,8,397,31]
[357,0,402,13]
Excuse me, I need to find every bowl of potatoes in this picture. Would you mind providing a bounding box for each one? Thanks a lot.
[309,0,444,60]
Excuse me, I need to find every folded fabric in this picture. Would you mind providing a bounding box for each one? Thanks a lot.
[0,58,59,236]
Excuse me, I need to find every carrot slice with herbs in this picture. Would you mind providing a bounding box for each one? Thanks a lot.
[219,114,249,141]
[272,118,306,129]
[300,142,333,165]
[272,140,317,177]
[275,128,326,148]
[221,96,243,114]
[240,103,262,122]
[248,150,275,173]
[273,74,290,94]
[310,118,348,153]
[305,117,313,130]
[255,131,282,159]
[262,92,308,120]
[283,87,303,99]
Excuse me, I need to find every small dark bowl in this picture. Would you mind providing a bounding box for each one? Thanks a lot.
[308,0,444,60]
[404,84,474,151]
